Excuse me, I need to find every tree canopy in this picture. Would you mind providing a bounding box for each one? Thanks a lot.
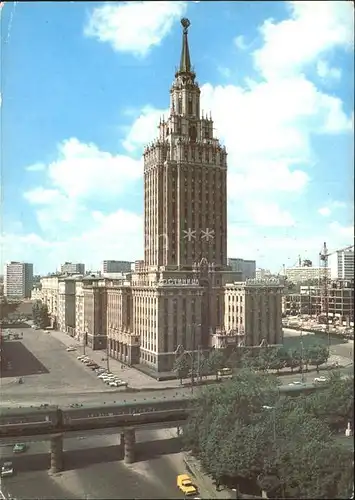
[32,301,50,329]
[183,368,354,499]
[0,297,20,320]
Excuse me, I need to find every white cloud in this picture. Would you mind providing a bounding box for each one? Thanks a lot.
[316,60,342,81]
[234,35,247,51]
[318,207,331,217]
[122,106,168,152]
[23,138,143,233]
[25,138,142,203]
[247,202,295,227]
[254,0,354,81]
[26,162,46,172]
[0,210,143,274]
[329,221,354,239]
[317,200,348,218]
[84,1,187,57]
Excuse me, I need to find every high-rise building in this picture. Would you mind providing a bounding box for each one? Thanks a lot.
[228,258,256,280]
[102,260,131,274]
[4,262,33,298]
[330,249,354,280]
[285,265,330,283]
[60,262,85,275]
[106,19,242,371]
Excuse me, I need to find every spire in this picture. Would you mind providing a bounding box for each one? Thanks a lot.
[179,18,192,73]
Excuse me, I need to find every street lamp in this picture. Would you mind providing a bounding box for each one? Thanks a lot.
[175,323,201,393]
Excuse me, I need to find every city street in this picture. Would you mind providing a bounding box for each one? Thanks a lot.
[0,429,190,499]
[1,326,353,409]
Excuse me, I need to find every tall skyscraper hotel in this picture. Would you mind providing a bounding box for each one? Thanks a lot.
[106,18,241,372]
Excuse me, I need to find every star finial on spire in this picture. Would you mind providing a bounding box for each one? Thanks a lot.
[179,18,192,73]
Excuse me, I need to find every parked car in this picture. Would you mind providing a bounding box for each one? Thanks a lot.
[66,346,76,352]
[314,376,328,383]
[77,355,86,360]
[13,443,27,453]
[82,359,92,364]
[1,462,14,478]
[109,380,127,387]
[90,364,100,370]
[98,372,111,379]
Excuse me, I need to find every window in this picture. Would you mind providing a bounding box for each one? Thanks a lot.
[188,99,193,115]
[178,97,182,115]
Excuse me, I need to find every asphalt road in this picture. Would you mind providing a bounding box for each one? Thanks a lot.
[1,326,353,409]
[1,327,125,398]
[0,429,187,499]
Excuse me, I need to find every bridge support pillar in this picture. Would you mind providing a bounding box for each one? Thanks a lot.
[124,429,135,464]
[120,432,125,447]
[50,434,63,473]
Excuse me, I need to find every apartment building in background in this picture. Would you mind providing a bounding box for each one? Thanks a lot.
[282,281,354,325]
[285,265,330,283]
[60,262,85,275]
[58,277,76,334]
[83,275,108,350]
[224,281,284,346]
[255,268,272,280]
[228,258,256,281]
[134,260,144,272]
[4,262,33,298]
[329,249,354,280]
[39,275,61,327]
[102,260,132,274]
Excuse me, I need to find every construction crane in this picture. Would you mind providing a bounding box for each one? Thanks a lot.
[319,242,354,346]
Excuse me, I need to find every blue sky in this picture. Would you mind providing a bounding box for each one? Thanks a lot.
[1,1,353,274]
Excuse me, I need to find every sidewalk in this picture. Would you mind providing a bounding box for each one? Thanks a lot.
[48,329,184,391]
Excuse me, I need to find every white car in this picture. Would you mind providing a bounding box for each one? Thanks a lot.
[66,346,76,352]
[77,355,85,360]
[98,372,112,379]
[1,461,14,478]
[109,380,127,387]
[314,376,328,383]
[96,370,108,376]
[102,375,116,382]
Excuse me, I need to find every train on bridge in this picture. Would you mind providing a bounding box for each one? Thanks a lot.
[0,397,191,438]
[0,383,325,438]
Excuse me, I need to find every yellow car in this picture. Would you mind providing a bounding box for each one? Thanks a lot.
[177,474,198,496]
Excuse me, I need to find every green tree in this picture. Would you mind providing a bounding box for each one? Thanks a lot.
[194,353,209,381]
[286,348,301,373]
[183,369,353,498]
[308,344,329,372]
[306,372,354,430]
[32,300,41,325]
[0,297,20,321]
[173,354,190,385]
[32,301,50,328]
[183,369,280,484]
[207,348,225,380]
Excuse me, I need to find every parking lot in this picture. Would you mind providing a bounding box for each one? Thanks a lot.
[1,327,127,401]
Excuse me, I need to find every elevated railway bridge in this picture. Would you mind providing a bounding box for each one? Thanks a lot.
[0,383,324,473]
